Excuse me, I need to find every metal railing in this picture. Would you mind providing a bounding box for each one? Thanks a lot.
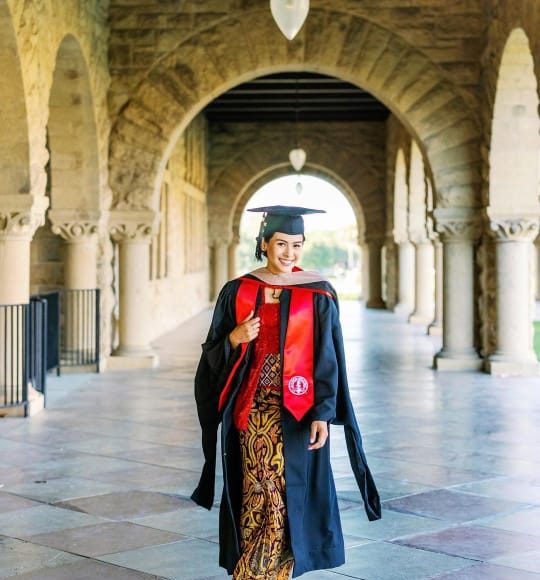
[1,288,100,415]
[28,297,47,399]
[59,289,100,371]
[0,304,29,412]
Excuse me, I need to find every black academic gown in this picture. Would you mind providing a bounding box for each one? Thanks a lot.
[191,275,381,577]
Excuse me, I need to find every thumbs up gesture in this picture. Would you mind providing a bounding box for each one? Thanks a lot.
[229,310,261,349]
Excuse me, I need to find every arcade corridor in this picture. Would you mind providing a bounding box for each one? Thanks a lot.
[0,303,539,579]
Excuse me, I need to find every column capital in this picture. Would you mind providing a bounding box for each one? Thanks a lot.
[109,209,159,243]
[433,208,482,242]
[488,214,539,242]
[49,209,104,242]
[0,195,48,241]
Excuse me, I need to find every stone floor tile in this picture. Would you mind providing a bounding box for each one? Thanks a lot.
[0,504,105,537]
[474,506,540,536]
[337,474,436,503]
[56,490,190,520]
[451,476,540,505]
[4,476,126,503]
[60,435,164,456]
[340,507,451,541]
[119,445,204,471]
[99,538,227,580]
[384,488,528,522]
[337,541,472,580]
[27,455,143,480]
[8,560,164,579]
[0,536,82,577]
[89,464,187,487]
[2,302,540,578]
[27,521,185,556]
[131,505,220,539]
[375,461,494,487]
[395,525,540,560]
[0,491,40,513]
[429,562,540,579]
[491,550,540,574]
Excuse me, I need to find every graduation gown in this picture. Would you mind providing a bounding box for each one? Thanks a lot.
[191,273,381,577]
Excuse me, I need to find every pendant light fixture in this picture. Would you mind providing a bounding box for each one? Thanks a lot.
[289,148,306,172]
[270,0,310,41]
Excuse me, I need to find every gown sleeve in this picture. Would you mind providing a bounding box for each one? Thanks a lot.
[192,281,239,510]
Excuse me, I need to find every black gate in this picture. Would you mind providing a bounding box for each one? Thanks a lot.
[1,289,100,416]
[0,304,29,413]
[59,289,100,371]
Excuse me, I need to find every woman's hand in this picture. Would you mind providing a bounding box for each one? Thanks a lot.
[308,420,328,450]
[228,310,261,349]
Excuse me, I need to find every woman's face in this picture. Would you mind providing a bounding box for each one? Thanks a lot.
[262,232,304,274]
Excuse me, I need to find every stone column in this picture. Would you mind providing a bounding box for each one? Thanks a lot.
[49,211,102,365]
[428,239,443,336]
[212,241,229,301]
[393,240,416,316]
[0,195,48,415]
[228,234,240,281]
[409,238,435,325]
[534,236,540,300]
[485,216,540,376]
[366,238,385,309]
[433,209,483,371]
[108,210,159,369]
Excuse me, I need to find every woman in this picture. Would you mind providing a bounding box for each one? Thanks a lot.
[192,205,381,578]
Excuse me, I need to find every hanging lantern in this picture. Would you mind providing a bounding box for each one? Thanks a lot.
[270,0,310,41]
[289,147,307,172]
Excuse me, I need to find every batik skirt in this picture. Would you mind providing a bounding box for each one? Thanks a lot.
[232,355,294,579]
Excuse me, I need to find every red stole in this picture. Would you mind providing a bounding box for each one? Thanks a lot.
[218,277,332,422]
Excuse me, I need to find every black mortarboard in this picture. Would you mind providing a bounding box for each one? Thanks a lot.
[248,205,326,261]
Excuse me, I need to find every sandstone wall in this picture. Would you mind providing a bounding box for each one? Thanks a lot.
[146,115,210,342]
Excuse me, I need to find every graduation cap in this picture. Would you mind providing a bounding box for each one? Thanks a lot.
[247,205,326,261]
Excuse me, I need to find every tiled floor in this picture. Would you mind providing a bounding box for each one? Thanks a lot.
[1,302,539,580]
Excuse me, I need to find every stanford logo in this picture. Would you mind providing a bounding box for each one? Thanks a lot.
[288,375,309,396]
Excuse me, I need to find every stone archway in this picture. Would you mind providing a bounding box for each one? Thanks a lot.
[32,34,102,295]
[231,165,366,244]
[108,9,481,213]
[30,34,103,372]
[209,158,369,300]
[0,0,45,305]
[483,28,540,375]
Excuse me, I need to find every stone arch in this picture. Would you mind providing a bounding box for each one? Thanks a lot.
[0,0,30,196]
[47,34,100,213]
[109,8,481,211]
[231,164,366,243]
[488,28,539,212]
[30,34,101,294]
[208,129,383,247]
[479,26,540,374]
